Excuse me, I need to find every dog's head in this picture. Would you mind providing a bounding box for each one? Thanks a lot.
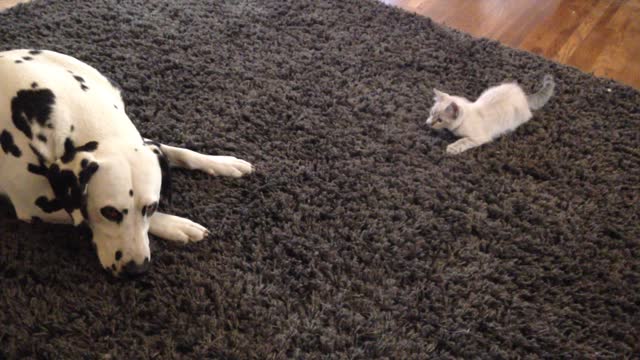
[32,138,167,276]
[85,143,164,276]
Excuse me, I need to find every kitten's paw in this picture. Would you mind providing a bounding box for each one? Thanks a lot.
[446,143,466,155]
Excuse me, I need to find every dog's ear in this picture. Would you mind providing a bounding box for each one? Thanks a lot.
[72,156,100,225]
[157,150,172,203]
[143,139,172,203]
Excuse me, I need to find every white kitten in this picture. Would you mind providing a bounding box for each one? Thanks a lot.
[426,75,555,154]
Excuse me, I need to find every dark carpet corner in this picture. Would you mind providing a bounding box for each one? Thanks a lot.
[1,0,639,358]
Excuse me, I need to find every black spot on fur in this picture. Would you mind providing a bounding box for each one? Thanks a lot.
[129,190,134,197]
[141,205,147,217]
[81,84,89,91]
[11,88,56,140]
[80,194,90,221]
[14,60,22,64]
[73,75,85,83]
[35,195,63,213]
[78,162,99,185]
[37,134,47,143]
[28,50,42,55]
[46,123,54,129]
[1,130,22,157]
[31,82,38,89]
[60,138,99,163]
[29,152,100,217]
[115,251,123,261]
[27,162,46,176]
[27,145,47,176]
[77,141,98,152]
[123,209,129,215]
[114,105,118,109]
[70,125,75,132]
[22,56,33,61]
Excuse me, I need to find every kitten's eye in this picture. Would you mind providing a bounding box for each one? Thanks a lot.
[100,206,123,223]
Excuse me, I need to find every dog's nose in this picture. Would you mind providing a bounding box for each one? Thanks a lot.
[122,257,150,277]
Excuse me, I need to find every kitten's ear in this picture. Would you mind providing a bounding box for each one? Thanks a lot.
[433,88,448,101]
[444,102,460,119]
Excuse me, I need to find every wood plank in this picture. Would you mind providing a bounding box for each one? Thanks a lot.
[495,1,563,48]
[552,0,616,64]
[383,0,640,89]
[520,0,600,59]
[565,0,625,73]
[621,2,640,87]
[586,0,637,80]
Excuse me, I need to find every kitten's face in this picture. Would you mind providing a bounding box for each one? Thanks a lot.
[426,89,459,130]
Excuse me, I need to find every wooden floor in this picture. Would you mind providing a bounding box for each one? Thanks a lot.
[381,0,640,89]
[2,0,639,89]
[0,0,27,10]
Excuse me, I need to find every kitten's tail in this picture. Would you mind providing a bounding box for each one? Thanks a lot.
[527,74,555,110]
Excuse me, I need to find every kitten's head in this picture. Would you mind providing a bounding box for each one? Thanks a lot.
[426,89,460,130]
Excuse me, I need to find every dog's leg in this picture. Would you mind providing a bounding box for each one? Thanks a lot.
[27,210,72,224]
[148,212,209,243]
[1,185,72,224]
[145,140,253,177]
[12,197,72,224]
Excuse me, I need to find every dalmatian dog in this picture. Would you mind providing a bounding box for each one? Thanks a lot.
[0,49,253,276]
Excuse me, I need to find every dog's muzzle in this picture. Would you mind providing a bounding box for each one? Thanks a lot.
[122,258,150,277]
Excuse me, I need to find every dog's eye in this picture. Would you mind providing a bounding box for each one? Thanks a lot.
[100,206,123,223]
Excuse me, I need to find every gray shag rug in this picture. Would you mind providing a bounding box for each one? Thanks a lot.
[1,0,639,358]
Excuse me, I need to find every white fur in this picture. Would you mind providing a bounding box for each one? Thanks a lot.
[426,79,551,154]
[0,49,254,276]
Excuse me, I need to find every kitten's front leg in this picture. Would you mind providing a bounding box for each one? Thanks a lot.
[446,138,484,155]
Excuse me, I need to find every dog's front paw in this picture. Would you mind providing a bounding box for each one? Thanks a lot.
[199,155,254,177]
[149,213,209,243]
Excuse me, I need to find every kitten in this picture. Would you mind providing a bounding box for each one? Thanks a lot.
[426,75,555,154]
